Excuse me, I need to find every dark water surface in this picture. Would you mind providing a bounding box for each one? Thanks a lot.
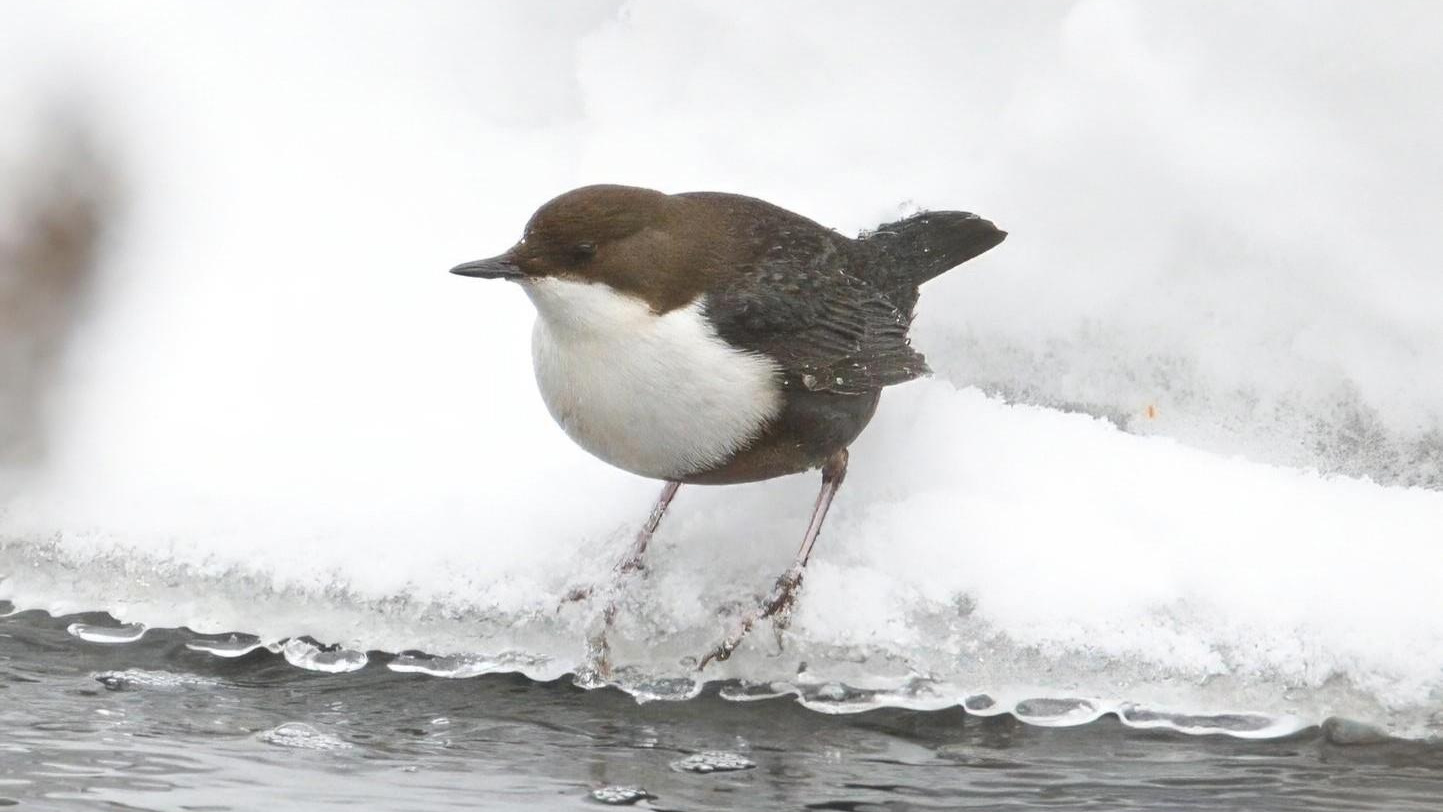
[3,609,1441,811]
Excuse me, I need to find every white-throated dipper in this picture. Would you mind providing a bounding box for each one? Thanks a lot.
[451,184,1005,668]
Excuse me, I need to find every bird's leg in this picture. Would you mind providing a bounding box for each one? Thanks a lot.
[617,479,682,576]
[564,480,681,603]
[573,481,681,682]
[699,449,848,670]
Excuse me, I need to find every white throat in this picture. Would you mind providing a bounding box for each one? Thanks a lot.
[524,277,782,480]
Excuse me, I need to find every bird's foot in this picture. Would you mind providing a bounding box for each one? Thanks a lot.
[567,566,643,680]
[698,566,805,670]
[560,584,593,605]
[575,596,629,686]
[575,624,614,687]
[558,557,647,609]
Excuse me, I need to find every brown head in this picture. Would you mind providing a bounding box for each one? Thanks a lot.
[451,184,719,313]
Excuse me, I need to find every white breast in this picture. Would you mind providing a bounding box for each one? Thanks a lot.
[525,277,783,480]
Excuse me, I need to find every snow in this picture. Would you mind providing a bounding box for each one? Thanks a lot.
[2,1,1442,737]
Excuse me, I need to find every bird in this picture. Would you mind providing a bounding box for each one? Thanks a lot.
[451,184,1005,669]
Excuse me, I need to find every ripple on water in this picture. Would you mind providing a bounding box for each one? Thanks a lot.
[94,669,219,691]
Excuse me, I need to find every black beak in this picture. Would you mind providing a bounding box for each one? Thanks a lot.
[450,253,523,280]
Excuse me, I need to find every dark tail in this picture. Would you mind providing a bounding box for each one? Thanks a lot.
[860,210,1006,298]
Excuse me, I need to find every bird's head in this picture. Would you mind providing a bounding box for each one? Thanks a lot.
[451,184,706,312]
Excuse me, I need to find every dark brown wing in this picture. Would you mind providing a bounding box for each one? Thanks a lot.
[703,240,928,396]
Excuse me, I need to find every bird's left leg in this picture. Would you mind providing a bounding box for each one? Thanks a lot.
[699,448,848,670]
[614,480,682,577]
[564,480,681,603]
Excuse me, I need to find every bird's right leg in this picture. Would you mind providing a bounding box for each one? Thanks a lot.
[571,481,681,681]
[698,448,848,669]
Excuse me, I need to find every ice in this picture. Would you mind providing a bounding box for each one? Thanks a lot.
[1320,717,1394,746]
[280,639,369,674]
[2,1,1443,739]
[589,786,654,805]
[1119,706,1298,738]
[608,669,704,703]
[66,622,146,644]
[1013,698,1104,727]
[387,651,549,679]
[186,634,267,658]
[669,751,756,773]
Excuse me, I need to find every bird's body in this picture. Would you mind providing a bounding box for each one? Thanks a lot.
[527,276,783,481]
[452,184,1004,666]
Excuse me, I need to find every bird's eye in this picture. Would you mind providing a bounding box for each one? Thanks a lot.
[573,242,596,262]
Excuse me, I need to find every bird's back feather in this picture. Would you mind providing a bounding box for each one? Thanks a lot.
[694,195,1005,396]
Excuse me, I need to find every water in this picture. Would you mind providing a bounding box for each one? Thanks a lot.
[4,609,1442,811]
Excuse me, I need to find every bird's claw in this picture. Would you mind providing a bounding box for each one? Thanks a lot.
[559,585,593,607]
[575,627,614,687]
[762,567,804,616]
[697,568,805,671]
[557,557,649,611]
[698,613,754,670]
[616,558,647,576]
